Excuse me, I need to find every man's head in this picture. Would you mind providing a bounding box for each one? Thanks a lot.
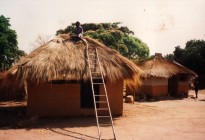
[76,21,80,27]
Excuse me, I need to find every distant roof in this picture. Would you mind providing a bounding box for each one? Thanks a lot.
[138,53,197,78]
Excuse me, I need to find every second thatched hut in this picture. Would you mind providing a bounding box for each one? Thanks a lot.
[137,53,197,98]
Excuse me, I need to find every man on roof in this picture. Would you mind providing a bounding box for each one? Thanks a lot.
[73,21,87,44]
[75,21,83,39]
[71,21,86,44]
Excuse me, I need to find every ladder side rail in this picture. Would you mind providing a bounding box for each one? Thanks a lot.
[85,43,101,139]
[95,47,116,139]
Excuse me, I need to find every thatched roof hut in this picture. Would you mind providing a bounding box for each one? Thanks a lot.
[138,53,196,78]
[8,34,141,88]
[6,34,142,116]
[137,53,197,98]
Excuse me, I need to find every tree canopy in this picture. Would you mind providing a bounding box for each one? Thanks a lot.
[172,40,205,74]
[0,15,25,71]
[56,22,149,60]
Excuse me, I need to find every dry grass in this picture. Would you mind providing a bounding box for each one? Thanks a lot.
[138,54,197,78]
[6,34,142,89]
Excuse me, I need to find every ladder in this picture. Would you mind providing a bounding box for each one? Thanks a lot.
[85,41,116,140]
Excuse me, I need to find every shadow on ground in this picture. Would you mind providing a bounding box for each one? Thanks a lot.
[0,105,97,129]
[135,95,186,103]
[0,104,27,128]
[49,128,98,140]
[0,101,119,133]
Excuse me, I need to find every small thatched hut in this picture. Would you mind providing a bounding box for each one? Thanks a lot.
[137,53,197,98]
[7,34,142,116]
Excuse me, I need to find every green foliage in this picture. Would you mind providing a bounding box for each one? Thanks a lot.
[56,22,149,60]
[122,35,149,59]
[0,15,25,70]
[164,54,174,60]
[173,40,205,74]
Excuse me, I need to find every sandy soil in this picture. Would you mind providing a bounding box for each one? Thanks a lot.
[0,90,205,140]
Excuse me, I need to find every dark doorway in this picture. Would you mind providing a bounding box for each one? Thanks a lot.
[80,81,99,108]
[168,75,179,96]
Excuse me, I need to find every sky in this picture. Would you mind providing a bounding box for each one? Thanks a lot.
[0,0,205,55]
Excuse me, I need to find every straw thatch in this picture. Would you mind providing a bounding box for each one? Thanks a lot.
[138,53,197,78]
[7,34,142,88]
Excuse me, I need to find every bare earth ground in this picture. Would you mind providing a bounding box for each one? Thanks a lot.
[0,90,205,140]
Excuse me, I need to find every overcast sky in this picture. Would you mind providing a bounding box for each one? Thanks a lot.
[1,0,205,55]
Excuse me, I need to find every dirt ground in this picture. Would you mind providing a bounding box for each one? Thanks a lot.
[0,90,205,140]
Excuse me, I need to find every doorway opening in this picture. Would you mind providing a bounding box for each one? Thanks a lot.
[80,81,100,108]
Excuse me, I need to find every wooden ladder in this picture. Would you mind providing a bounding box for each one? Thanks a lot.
[85,41,116,140]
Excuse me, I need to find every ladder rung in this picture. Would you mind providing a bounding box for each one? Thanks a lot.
[94,95,106,96]
[93,83,103,84]
[92,77,102,79]
[96,101,107,103]
[99,123,112,126]
[97,108,109,110]
[91,71,99,73]
[98,116,110,118]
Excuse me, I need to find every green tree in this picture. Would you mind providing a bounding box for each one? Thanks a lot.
[173,40,205,74]
[164,54,174,60]
[56,22,149,60]
[0,15,25,70]
[173,46,184,64]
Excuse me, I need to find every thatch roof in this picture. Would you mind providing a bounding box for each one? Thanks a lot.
[138,53,197,78]
[8,34,142,88]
